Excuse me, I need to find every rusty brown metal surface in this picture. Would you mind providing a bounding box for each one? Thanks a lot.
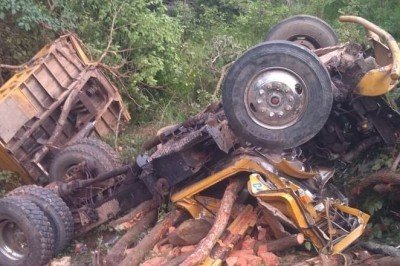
[0,34,130,183]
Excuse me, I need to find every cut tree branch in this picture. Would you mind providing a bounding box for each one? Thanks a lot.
[120,209,185,266]
[180,177,246,266]
[212,61,234,97]
[109,198,158,231]
[104,210,157,265]
[0,63,26,71]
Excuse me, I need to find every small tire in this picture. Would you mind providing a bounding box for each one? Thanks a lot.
[49,141,115,182]
[8,185,74,253]
[0,196,54,266]
[265,15,338,49]
[222,41,333,150]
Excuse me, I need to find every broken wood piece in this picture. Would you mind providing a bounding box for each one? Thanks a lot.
[120,209,185,266]
[168,218,212,246]
[109,198,158,230]
[360,241,400,257]
[293,253,354,266]
[261,211,290,239]
[180,178,246,266]
[104,210,157,265]
[257,233,305,253]
[92,250,100,266]
[164,252,191,266]
[211,205,257,260]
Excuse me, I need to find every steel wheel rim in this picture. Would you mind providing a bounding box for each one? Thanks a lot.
[0,220,28,261]
[244,67,308,129]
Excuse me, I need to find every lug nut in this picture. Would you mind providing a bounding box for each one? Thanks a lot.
[269,112,275,117]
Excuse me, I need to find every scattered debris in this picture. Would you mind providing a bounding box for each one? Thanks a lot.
[1,15,400,266]
[49,256,71,266]
[120,209,185,266]
[104,210,157,265]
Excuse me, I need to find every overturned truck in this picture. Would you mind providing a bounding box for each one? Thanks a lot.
[1,15,400,265]
[0,34,130,184]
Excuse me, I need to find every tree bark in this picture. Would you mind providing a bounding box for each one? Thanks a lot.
[258,233,304,253]
[119,209,185,266]
[180,178,246,266]
[351,170,400,196]
[294,253,353,266]
[109,198,158,230]
[104,210,157,265]
[360,241,400,257]
[164,252,191,266]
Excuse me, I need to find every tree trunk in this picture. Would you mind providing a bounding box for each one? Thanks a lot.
[119,209,185,266]
[180,178,246,266]
[258,233,304,253]
[360,241,400,257]
[109,198,158,230]
[104,210,157,265]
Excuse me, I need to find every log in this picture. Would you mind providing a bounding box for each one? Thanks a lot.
[164,252,191,266]
[360,241,400,257]
[168,219,212,246]
[261,212,290,239]
[372,256,400,265]
[373,183,400,194]
[211,205,257,260]
[104,210,157,265]
[109,199,158,230]
[294,253,354,266]
[119,209,185,266]
[351,170,400,196]
[180,178,246,266]
[257,233,304,253]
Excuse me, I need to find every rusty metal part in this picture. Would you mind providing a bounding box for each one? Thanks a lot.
[141,102,223,152]
[340,16,400,81]
[205,120,237,153]
[0,34,130,183]
[339,16,400,95]
[77,199,120,233]
[51,164,133,197]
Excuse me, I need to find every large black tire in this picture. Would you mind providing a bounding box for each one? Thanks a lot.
[265,15,338,49]
[0,196,54,266]
[72,138,122,167]
[8,185,74,253]
[49,141,116,182]
[222,41,333,150]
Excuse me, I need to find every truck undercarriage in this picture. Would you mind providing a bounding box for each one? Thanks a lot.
[1,15,400,265]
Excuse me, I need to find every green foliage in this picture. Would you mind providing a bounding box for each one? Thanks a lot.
[0,170,20,196]
[2,0,400,122]
[371,153,394,171]
[362,193,383,215]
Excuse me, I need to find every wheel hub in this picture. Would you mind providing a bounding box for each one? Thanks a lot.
[245,68,307,129]
[0,220,28,260]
